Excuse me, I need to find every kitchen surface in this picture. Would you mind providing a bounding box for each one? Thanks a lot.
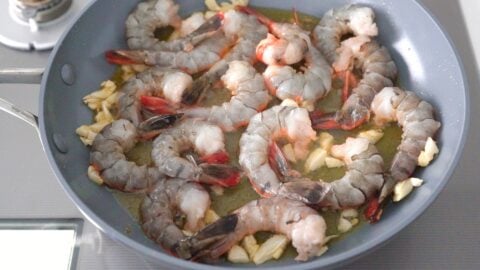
[0,0,479,269]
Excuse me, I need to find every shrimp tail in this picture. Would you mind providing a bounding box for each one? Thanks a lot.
[200,151,230,164]
[365,174,396,223]
[364,197,383,223]
[190,13,224,37]
[310,109,369,131]
[106,50,147,65]
[279,180,331,205]
[199,164,242,187]
[138,113,183,139]
[269,141,296,179]
[140,96,178,115]
[236,6,273,29]
[181,76,210,105]
[174,214,238,260]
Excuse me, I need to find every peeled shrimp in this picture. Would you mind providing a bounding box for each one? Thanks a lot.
[311,37,398,130]
[181,9,268,104]
[313,4,378,64]
[108,14,232,75]
[175,196,327,262]
[239,105,385,209]
[280,137,385,209]
[90,119,167,192]
[183,60,271,131]
[233,7,332,104]
[263,40,332,105]
[126,0,222,52]
[240,6,309,65]
[151,118,242,187]
[118,67,193,127]
[366,87,441,222]
[126,0,181,50]
[141,178,210,251]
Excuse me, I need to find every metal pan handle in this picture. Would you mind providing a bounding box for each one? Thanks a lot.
[0,68,43,130]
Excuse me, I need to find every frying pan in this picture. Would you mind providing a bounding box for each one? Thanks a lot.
[0,0,469,269]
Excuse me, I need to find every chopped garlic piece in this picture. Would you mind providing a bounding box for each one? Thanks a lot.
[393,179,414,202]
[351,218,359,226]
[316,246,329,257]
[341,209,358,218]
[83,80,117,110]
[280,98,299,108]
[253,235,289,265]
[418,137,439,167]
[242,235,259,259]
[325,157,345,168]
[300,100,315,111]
[393,177,425,202]
[410,177,424,187]
[182,230,194,237]
[358,129,384,144]
[228,245,250,263]
[304,148,328,173]
[210,185,225,196]
[337,217,353,233]
[282,144,297,163]
[87,165,103,185]
[317,132,334,151]
[204,209,220,225]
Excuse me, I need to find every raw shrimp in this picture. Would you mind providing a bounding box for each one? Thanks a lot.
[240,6,309,65]
[310,37,397,130]
[181,9,268,104]
[239,105,385,209]
[89,118,179,192]
[118,67,193,127]
[126,0,222,51]
[174,196,327,262]
[151,118,242,187]
[141,178,210,251]
[278,137,385,209]
[182,60,271,131]
[313,4,378,65]
[107,15,232,75]
[365,87,441,222]
[126,0,181,50]
[235,7,332,104]
[263,40,332,105]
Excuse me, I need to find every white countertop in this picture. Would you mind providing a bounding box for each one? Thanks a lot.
[0,0,479,269]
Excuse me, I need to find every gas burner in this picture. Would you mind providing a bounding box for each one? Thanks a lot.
[0,0,90,50]
[11,0,72,23]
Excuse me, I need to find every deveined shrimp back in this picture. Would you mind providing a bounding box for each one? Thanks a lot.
[237,7,332,105]
[151,118,242,187]
[175,196,327,262]
[311,38,398,130]
[107,14,232,75]
[263,40,332,105]
[126,0,181,50]
[279,137,385,209]
[313,4,378,64]
[181,9,268,104]
[183,60,271,131]
[239,105,385,209]
[90,119,165,192]
[141,178,210,251]
[366,87,441,222]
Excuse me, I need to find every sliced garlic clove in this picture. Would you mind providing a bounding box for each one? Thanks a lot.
[228,245,250,263]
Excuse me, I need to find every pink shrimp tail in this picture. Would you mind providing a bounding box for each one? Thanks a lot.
[105,50,144,65]
[236,6,274,30]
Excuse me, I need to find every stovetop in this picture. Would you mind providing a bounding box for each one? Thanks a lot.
[0,0,479,269]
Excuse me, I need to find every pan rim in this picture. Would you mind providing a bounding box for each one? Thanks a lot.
[38,0,470,269]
